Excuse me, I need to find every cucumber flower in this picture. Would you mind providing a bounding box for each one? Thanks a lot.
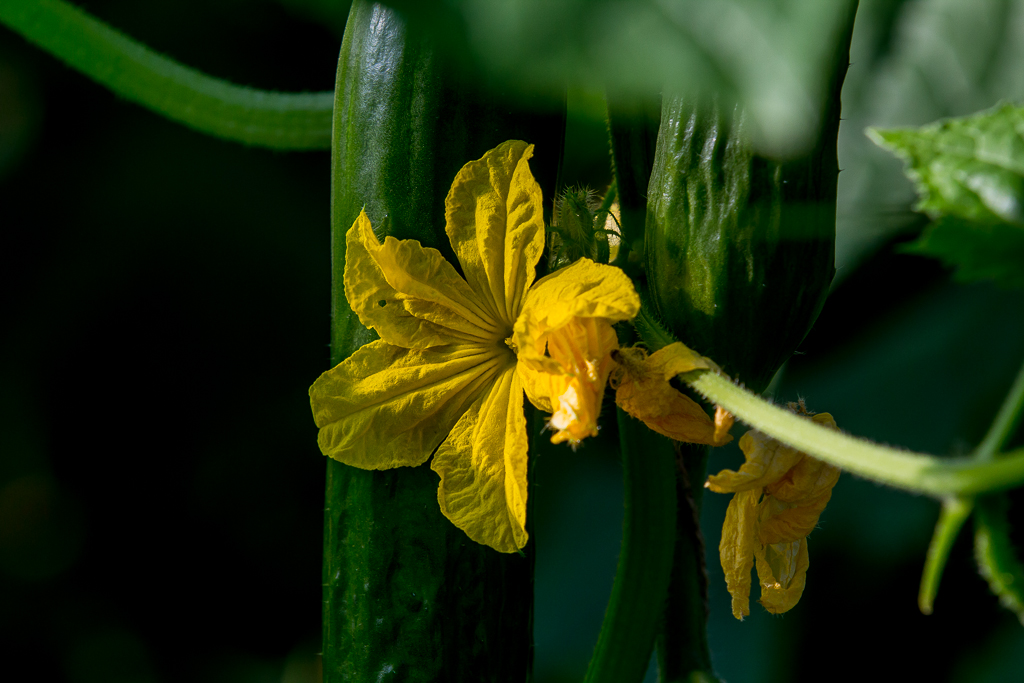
[309,140,640,553]
[612,343,733,447]
[706,407,840,619]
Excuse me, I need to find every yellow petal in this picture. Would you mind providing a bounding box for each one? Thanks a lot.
[766,451,841,504]
[755,537,810,615]
[614,344,722,445]
[758,488,835,545]
[543,317,619,445]
[512,258,639,364]
[344,210,503,348]
[309,339,512,469]
[431,366,529,553]
[720,489,761,620]
[714,406,735,445]
[705,429,805,494]
[516,359,553,414]
[444,140,545,325]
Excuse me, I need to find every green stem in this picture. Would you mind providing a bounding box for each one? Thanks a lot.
[918,496,974,614]
[585,409,677,683]
[974,494,1024,625]
[656,444,718,683]
[974,358,1024,461]
[688,370,1024,497]
[633,293,677,352]
[0,0,333,149]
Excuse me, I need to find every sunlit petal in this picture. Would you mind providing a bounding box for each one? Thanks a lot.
[445,141,545,325]
[512,258,639,361]
[344,210,503,348]
[431,367,529,553]
[310,339,510,469]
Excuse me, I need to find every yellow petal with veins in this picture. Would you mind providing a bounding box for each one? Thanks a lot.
[344,210,503,348]
[720,488,761,620]
[310,339,511,469]
[709,408,840,618]
[516,359,554,414]
[758,487,835,545]
[512,258,639,372]
[445,141,545,325]
[511,258,638,445]
[542,317,619,445]
[705,429,805,494]
[614,343,724,446]
[431,366,529,553]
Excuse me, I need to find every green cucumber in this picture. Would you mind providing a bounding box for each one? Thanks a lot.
[644,5,856,394]
[323,3,564,681]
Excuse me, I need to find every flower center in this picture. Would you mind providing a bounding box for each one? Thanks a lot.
[504,336,518,355]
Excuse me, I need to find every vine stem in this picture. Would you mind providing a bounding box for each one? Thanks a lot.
[687,370,1024,497]
[584,409,677,683]
[918,497,973,614]
[0,0,333,149]
[974,358,1024,461]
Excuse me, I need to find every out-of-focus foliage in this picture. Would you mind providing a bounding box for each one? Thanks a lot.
[836,0,1024,277]
[871,104,1024,226]
[870,104,1024,288]
[379,0,855,158]
[904,218,1024,288]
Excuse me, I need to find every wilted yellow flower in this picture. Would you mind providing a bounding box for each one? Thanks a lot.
[308,140,639,553]
[706,407,840,619]
[612,343,733,447]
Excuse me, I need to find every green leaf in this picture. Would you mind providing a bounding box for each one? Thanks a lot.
[870,103,1024,288]
[902,217,1024,289]
[382,0,858,158]
[870,104,1024,225]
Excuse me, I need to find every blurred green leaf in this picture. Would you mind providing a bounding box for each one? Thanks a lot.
[383,0,857,157]
[870,103,1024,288]
[870,104,1024,225]
[902,218,1024,289]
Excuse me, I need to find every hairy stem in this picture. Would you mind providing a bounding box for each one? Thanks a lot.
[975,358,1024,461]
[688,370,1024,497]
[0,0,333,149]
[918,496,973,614]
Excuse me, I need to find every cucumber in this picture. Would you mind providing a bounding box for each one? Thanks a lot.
[644,7,855,394]
[323,3,564,681]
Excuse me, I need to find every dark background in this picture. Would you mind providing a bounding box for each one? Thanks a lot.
[2,1,1024,682]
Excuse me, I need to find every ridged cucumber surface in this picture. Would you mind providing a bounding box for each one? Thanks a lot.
[644,6,855,393]
[323,3,564,681]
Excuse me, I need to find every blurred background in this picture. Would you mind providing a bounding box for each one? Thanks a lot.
[2,1,1024,681]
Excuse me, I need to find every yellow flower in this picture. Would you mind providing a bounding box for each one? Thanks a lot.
[308,140,639,553]
[512,258,639,445]
[706,407,840,619]
[611,343,733,447]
